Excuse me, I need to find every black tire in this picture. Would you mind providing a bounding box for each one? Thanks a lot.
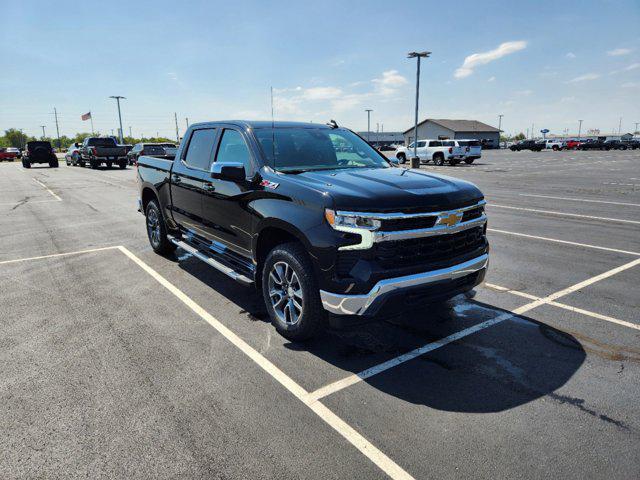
[396,153,406,164]
[145,199,176,255]
[448,157,458,166]
[118,159,127,169]
[106,161,112,169]
[22,159,31,169]
[464,158,475,164]
[262,242,324,341]
[552,145,559,151]
[90,159,99,169]
[66,157,71,166]
[433,153,445,166]
[49,158,59,168]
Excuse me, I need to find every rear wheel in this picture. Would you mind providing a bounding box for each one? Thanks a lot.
[118,159,127,169]
[448,157,458,166]
[106,161,112,169]
[22,159,31,169]
[396,153,406,164]
[262,242,324,341]
[433,153,445,166]
[49,158,59,168]
[464,158,475,164]
[145,199,176,255]
[90,159,99,169]
[552,145,559,151]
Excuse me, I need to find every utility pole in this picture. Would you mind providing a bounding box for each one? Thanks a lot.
[376,122,379,146]
[53,107,61,151]
[408,51,431,167]
[365,109,373,142]
[578,119,583,139]
[40,125,46,139]
[185,117,189,129]
[618,117,622,135]
[174,112,180,143]
[531,123,534,139]
[498,114,503,134]
[109,96,126,144]
[129,126,132,138]
[634,122,639,134]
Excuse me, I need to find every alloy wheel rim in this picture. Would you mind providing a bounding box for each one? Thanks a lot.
[147,209,161,247]
[268,261,303,326]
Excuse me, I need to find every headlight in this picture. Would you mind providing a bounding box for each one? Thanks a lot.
[325,209,381,230]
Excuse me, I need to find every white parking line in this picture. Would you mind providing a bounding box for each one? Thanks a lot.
[485,283,640,331]
[0,245,119,265]
[0,199,59,206]
[306,258,640,402]
[488,228,640,256]
[489,204,640,225]
[33,178,62,201]
[117,246,413,480]
[518,193,640,207]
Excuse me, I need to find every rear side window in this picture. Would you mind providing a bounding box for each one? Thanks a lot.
[215,129,251,172]
[184,128,217,170]
[442,141,455,146]
[429,141,442,147]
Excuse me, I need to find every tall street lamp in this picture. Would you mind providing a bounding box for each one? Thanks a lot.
[498,114,504,148]
[109,96,126,144]
[365,109,373,142]
[578,119,583,140]
[408,51,431,167]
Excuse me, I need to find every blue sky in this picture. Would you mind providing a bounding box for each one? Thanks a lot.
[1,0,639,139]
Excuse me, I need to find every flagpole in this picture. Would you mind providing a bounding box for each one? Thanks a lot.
[90,113,94,135]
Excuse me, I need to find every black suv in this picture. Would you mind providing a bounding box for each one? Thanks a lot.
[137,121,489,340]
[509,140,544,152]
[22,141,58,168]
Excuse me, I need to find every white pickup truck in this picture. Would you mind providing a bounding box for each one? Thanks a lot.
[543,139,563,151]
[455,139,482,164]
[395,139,462,166]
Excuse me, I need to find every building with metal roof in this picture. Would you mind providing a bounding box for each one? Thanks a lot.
[402,119,501,149]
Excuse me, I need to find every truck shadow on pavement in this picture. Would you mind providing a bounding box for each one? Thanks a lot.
[177,255,586,414]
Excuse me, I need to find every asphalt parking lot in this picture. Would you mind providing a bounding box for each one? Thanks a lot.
[1,149,639,479]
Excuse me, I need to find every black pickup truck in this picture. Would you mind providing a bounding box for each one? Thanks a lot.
[78,137,128,169]
[137,121,489,340]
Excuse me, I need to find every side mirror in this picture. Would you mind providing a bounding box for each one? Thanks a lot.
[211,162,246,182]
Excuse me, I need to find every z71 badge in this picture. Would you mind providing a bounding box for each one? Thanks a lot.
[260,180,279,189]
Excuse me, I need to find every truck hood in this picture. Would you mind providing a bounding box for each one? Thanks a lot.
[280,167,483,211]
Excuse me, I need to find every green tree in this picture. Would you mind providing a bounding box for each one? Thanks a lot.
[514,132,526,141]
[3,128,29,148]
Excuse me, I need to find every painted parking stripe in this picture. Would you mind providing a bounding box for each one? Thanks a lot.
[485,283,640,331]
[33,177,62,201]
[489,204,640,225]
[117,246,414,480]
[0,245,119,265]
[488,228,640,256]
[518,193,640,207]
[306,258,640,402]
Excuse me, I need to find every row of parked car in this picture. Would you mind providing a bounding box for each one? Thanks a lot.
[393,139,482,166]
[64,137,178,169]
[510,138,639,152]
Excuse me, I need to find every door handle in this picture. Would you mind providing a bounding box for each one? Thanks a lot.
[203,183,215,192]
[171,175,181,184]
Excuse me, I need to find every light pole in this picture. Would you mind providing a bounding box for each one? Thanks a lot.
[578,119,583,139]
[634,122,639,135]
[365,109,373,142]
[40,125,46,139]
[408,51,431,167]
[498,114,503,148]
[109,96,126,144]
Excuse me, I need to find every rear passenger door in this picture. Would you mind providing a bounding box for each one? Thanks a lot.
[169,128,218,236]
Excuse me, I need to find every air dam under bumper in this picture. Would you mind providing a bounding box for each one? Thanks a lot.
[320,253,488,316]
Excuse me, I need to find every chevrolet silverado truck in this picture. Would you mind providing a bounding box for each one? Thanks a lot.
[395,139,461,166]
[137,121,489,340]
[78,137,128,169]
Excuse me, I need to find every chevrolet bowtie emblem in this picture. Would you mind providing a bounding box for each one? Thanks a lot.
[438,212,462,227]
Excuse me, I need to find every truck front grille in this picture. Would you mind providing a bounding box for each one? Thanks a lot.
[336,227,485,277]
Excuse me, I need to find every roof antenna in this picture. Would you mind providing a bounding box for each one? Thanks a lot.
[270,86,276,169]
[327,119,339,129]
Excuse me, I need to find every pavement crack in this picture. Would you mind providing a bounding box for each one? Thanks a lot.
[11,196,30,210]
[548,392,630,431]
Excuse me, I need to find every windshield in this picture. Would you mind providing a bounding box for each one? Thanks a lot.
[28,141,51,148]
[87,138,117,147]
[254,127,390,172]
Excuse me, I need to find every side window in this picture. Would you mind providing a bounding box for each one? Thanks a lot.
[429,141,442,147]
[183,128,217,170]
[417,141,426,147]
[215,129,251,173]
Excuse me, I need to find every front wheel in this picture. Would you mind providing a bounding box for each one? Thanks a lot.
[90,159,99,169]
[464,158,475,164]
[262,242,324,341]
[118,159,127,169]
[22,159,31,169]
[433,153,445,166]
[106,161,112,169]
[145,200,176,255]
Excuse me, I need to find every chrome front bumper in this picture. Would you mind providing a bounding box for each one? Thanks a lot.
[319,253,488,316]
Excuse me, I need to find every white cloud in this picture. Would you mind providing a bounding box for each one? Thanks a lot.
[607,48,632,56]
[166,72,178,80]
[372,70,408,96]
[566,52,576,59]
[609,62,640,75]
[566,73,601,83]
[621,82,640,88]
[560,96,576,103]
[515,89,533,96]
[488,76,496,82]
[454,40,527,79]
[301,87,343,100]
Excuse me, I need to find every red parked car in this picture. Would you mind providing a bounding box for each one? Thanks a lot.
[561,139,581,150]
[0,147,20,161]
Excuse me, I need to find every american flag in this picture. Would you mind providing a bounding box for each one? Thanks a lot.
[81,112,91,121]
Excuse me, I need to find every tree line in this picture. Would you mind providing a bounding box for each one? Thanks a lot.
[0,128,176,150]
